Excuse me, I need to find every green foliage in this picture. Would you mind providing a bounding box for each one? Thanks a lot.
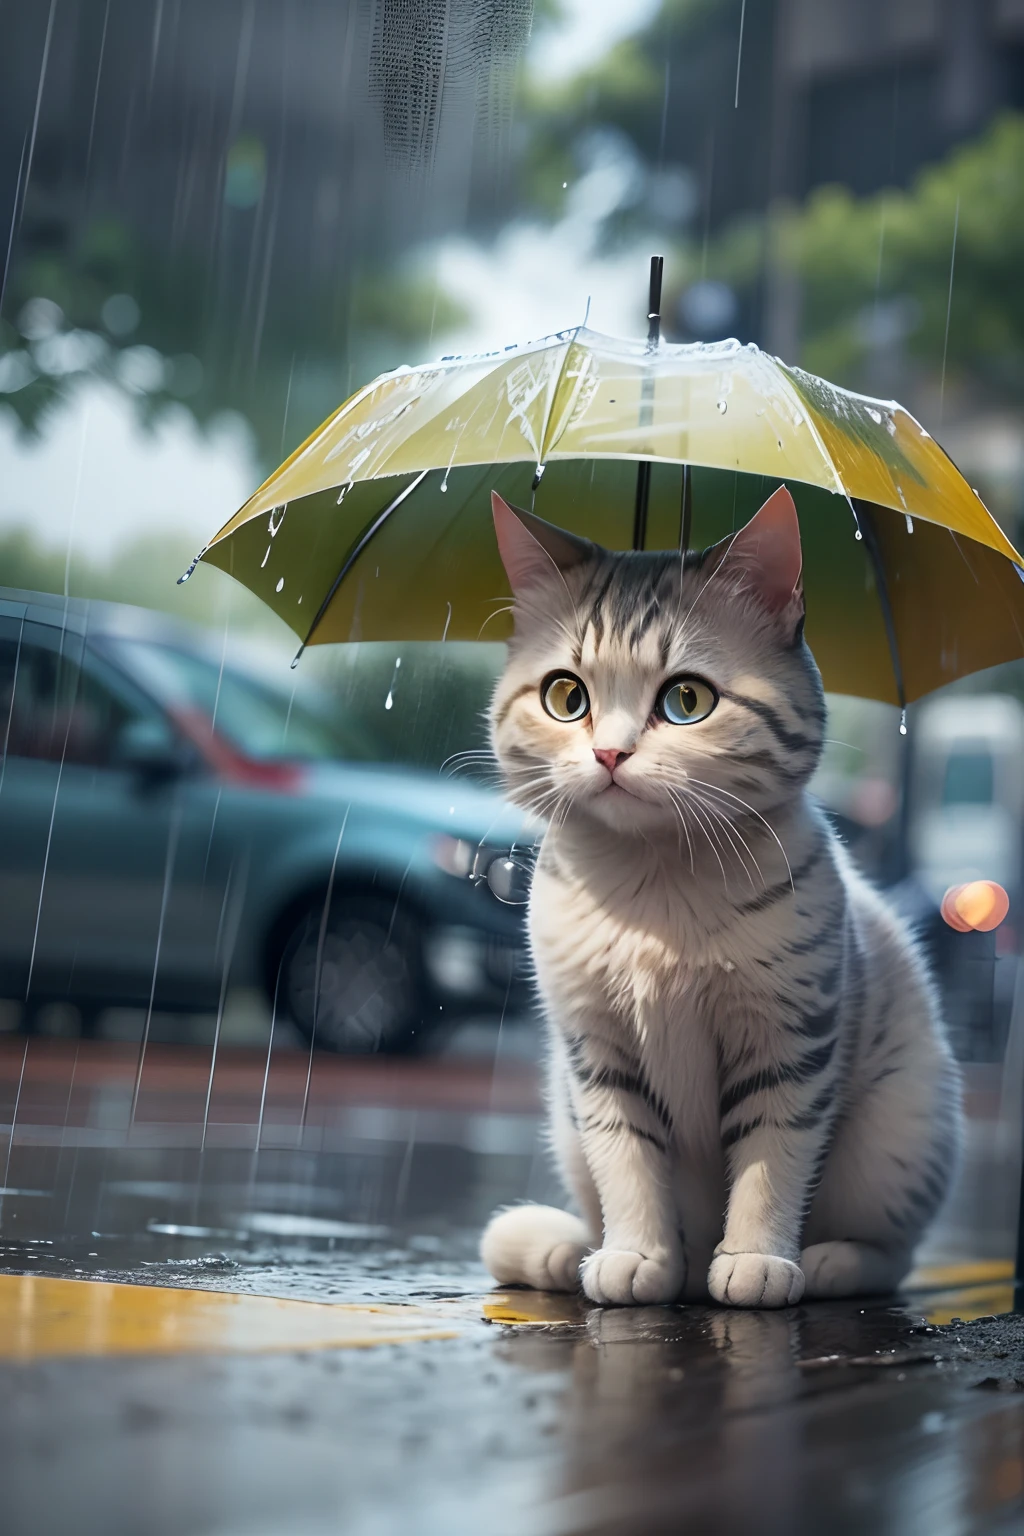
[316,643,502,775]
[787,115,1024,395]
[0,525,278,633]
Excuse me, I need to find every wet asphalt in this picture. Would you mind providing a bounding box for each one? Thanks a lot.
[0,1028,1023,1536]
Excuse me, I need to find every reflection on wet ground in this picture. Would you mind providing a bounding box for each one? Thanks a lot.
[0,1033,1022,1535]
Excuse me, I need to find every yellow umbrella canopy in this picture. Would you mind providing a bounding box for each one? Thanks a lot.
[185,326,1024,706]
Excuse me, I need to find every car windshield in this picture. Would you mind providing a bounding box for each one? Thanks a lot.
[115,639,371,763]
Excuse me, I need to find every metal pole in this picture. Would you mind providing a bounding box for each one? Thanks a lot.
[679,463,692,555]
[633,255,664,551]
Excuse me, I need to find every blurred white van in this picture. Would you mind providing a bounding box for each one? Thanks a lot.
[909,694,1024,905]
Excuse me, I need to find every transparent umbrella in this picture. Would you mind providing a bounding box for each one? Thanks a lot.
[183,268,1024,708]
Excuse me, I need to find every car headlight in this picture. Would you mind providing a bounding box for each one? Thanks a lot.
[430,836,534,905]
[485,854,532,905]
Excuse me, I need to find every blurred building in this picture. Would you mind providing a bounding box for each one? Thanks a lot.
[779,0,1024,197]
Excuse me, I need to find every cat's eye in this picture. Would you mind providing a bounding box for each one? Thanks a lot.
[541,672,590,723]
[657,675,718,725]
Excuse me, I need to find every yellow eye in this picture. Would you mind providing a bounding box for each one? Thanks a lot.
[657,676,718,725]
[541,672,590,723]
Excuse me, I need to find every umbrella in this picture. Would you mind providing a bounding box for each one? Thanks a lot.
[183,276,1024,708]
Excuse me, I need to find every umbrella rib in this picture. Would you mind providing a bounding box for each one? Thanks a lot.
[853,500,907,712]
[290,469,430,666]
[772,364,848,504]
[538,327,585,466]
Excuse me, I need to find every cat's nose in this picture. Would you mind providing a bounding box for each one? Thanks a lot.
[593,747,633,775]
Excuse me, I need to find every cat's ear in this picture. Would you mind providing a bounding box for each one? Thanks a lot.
[491,491,594,594]
[706,485,804,629]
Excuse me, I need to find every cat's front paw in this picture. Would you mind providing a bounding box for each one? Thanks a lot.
[708,1251,804,1309]
[581,1246,686,1307]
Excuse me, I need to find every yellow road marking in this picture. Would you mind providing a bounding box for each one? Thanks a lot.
[908,1260,1014,1290]
[921,1284,1015,1326]
[0,1275,460,1360]
[3,1256,1016,1359]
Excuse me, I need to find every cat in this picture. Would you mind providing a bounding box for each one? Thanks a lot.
[480,485,961,1308]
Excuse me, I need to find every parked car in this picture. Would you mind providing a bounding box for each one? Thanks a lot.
[0,589,534,1052]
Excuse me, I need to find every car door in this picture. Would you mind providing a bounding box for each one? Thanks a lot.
[0,611,227,1009]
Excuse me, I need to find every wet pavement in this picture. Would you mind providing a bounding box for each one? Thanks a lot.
[1,1031,1023,1536]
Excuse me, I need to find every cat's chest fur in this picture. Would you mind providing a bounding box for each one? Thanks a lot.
[529,817,821,1147]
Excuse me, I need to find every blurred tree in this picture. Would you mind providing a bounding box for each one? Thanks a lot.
[0,217,466,470]
[697,114,1024,398]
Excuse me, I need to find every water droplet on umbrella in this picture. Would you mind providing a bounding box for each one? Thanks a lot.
[905,515,914,534]
[562,181,567,188]
[899,709,908,736]
[440,472,449,493]
[716,400,727,415]
[276,577,284,592]
[867,408,882,424]
[336,483,351,505]
[855,530,863,541]
[261,546,271,568]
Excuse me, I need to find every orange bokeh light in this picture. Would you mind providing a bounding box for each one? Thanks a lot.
[940,881,1010,933]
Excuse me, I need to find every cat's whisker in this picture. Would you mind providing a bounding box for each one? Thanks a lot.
[684,792,736,892]
[669,785,727,890]
[683,776,794,890]
[688,790,761,891]
[663,785,695,874]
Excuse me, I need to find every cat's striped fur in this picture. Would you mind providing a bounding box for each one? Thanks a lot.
[481,487,961,1308]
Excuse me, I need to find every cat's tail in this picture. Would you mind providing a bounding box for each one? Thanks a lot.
[480,1204,592,1293]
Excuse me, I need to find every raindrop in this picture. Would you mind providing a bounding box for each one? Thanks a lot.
[867,408,882,424]
[275,577,284,593]
[261,546,271,568]
[440,472,449,493]
[855,530,863,541]
[532,462,546,488]
[268,505,286,536]
[384,655,401,710]
[562,181,567,189]
[336,483,351,505]
[716,399,728,415]
[899,709,908,736]
[905,515,914,534]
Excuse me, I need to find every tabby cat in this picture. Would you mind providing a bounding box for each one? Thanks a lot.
[481,486,960,1308]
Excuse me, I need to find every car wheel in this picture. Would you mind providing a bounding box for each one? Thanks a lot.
[279,893,424,1054]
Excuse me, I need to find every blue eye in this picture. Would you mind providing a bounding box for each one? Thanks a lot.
[541,672,590,722]
[657,676,717,725]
